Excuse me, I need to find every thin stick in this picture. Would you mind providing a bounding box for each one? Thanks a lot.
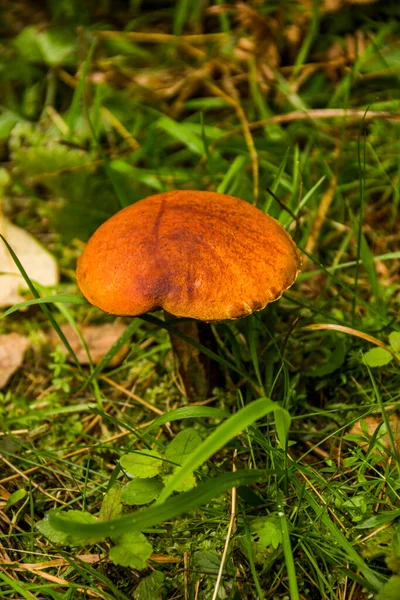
[100,375,164,415]
[100,107,140,151]
[248,108,400,130]
[211,451,237,600]
[95,31,228,44]
[0,456,65,505]
[210,109,400,151]
[184,551,190,600]
[299,323,400,365]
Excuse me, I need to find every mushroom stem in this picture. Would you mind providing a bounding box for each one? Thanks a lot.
[163,311,221,401]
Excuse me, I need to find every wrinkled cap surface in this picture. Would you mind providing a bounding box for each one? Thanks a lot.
[76,190,301,321]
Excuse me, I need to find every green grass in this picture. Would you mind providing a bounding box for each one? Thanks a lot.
[1,1,400,599]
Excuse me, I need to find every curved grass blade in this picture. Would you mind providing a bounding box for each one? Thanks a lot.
[1,294,87,319]
[145,406,230,433]
[156,397,290,504]
[49,469,266,539]
[0,571,35,600]
[297,251,400,281]
[0,234,84,373]
[83,319,141,388]
[55,300,94,370]
[246,315,264,392]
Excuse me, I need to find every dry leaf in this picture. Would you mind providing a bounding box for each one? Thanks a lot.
[349,414,400,463]
[0,219,59,308]
[0,333,29,388]
[235,3,280,68]
[49,322,130,366]
[323,0,344,11]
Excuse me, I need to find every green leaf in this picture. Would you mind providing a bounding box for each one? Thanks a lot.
[251,515,282,550]
[0,109,25,141]
[275,408,291,449]
[121,478,163,506]
[49,469,267,539]
[308,338,347,378]
[389,332,400,354]
[363,347,393,368]
[378,575,400,600]
[37,510,102,546]
[12,27,44,63]
[134,571,165,600]
[156,398,290,504]
[13,26,76,67]
[164,428,202,464]
[240,515,283,564]
[163,468,196,492]
[193,550,222,573]
[356,510,400,530]
[36,28,77,67]
[157,115,203,155]
[98,484,122,522]
[120,450,163,478]
[5,488,27,510]
[109,532,153,569]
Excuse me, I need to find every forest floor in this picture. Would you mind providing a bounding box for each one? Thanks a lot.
[0,1,400,599]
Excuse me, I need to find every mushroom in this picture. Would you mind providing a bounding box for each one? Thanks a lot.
[76,190,301,399]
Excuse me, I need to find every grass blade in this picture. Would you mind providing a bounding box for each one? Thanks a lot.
[0,571,35,600]
[293,473,385,591]
[0,234,84,372]
[1,294,86,319]
[145,406,230,433]
[156,397,290,504]
[277,498,299,600]
[157,115,203,154]
[49,469,267,539]
[83,318,141,387]
[140,313,259,389]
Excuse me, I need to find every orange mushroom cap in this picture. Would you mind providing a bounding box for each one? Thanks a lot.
[76,190,301,321]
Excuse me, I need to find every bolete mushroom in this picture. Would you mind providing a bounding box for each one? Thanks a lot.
[76,190,301,399]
